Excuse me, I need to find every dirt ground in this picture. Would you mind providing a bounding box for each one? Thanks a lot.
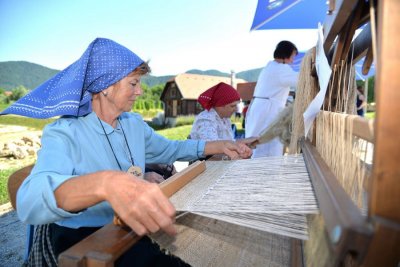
[0,203,25,266]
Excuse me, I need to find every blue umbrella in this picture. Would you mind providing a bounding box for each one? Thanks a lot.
[251,0,328,30]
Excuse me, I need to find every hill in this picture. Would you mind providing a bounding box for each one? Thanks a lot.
[185,68,262,82]
[0,61,262,90]
[186,69,230,77]
[236,68,263,82]
[0,61,59,90]
[141,75,174,87]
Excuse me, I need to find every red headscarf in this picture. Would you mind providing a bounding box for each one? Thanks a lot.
[198,82,240,111]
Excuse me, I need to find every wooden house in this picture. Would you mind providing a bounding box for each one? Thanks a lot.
[237,82,256,102]
[160,73,246,125]
[237,82,296,104]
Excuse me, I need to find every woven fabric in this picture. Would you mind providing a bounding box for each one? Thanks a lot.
[151,214,292,267]
[1,38,143,118]
[168,156,317,240]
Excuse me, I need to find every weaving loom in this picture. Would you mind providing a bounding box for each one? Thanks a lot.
[150,156,317,266]
[58,1,400,266]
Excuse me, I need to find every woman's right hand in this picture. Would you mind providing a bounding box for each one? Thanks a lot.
[103,171,176,236]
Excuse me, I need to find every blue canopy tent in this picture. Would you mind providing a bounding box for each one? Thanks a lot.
[355,61,375,81]
[292,52,375,80]
[292,51,305,72]
[250,0,375,112]
[250,0,328,30]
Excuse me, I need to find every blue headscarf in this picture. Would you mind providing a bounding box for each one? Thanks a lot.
[0,38,144,118]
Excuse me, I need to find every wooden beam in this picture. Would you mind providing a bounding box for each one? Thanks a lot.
[362,48,373,75]
[328,0,336,14]
[362,216,400,267]
[362,1,400,265]
[323,0,359,55]
[302,140,372,265]
[159,160,206,197]
[349,22,372,64]
[58,224,141,267]
[368,0,400,224]
[341,114,374,143]
[290,239,304,267]
[330,1,364,67]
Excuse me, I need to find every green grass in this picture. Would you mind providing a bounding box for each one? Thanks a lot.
[365,112,375,119]
[134,109,163,120]
[0,103,9,112]
[176,115,195,127]
[0,115,55,130]
[0,168,19,205]
[157,125,192,140]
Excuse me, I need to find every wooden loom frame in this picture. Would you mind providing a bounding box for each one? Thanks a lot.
[300,1,400,266]
[56,1,399,266]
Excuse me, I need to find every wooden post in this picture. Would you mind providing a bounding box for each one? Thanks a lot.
[364,77,368,115]
[364,0,400,266]
[368,0,400,226]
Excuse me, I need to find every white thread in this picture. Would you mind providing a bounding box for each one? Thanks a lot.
[169,155,318,240]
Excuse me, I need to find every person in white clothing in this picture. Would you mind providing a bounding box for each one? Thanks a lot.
[235,100,244,119]
[245,40,299,157]
[190,82,240,141]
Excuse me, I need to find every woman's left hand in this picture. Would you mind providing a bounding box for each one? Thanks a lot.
[204,140,253,160]
[222,141,252,159]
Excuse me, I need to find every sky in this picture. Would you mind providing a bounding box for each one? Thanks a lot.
[0,0,319,76]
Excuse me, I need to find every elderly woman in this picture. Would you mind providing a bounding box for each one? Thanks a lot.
[245,40,299,157]
[1,38,252,266]
[190,82,240,141]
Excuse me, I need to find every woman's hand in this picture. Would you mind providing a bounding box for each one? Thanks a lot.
[103,172,176,236]
[54,170,177,236]
[222,141,253,159]
[204,140,253,159]
[237,136,259,149]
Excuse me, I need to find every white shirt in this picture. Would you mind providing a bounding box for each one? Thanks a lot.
[236,101,244,113]
[190,108,234,141]
[245,61,298,157]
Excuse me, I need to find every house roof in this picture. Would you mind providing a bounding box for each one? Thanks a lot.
[172,73,247,100]
[237,82,256,101]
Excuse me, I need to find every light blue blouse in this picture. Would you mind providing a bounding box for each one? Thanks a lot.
[17,112,205,228]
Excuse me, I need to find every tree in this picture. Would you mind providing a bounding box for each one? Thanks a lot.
[134,83,165,110]
[0,93,9,104]
[10,85,29,101]
[151,84,164,98]
[356,77,375,103]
